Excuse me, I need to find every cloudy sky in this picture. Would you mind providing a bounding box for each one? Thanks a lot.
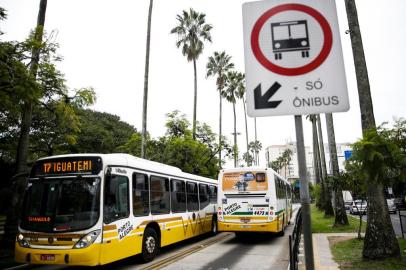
[2,0,406,166]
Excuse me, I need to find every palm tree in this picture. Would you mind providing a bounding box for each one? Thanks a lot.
[316,114,334,216]
[254,118,259,165]
[141,0,154,159]
[308,114,324,209]
[344,0,399,258]
[5,0,48,247]
[170,8,212,140]
[325,113,349,226]
[235,73,250,166]
[206,51,234,169]
[249,140,262,166]
[224,71,244,167]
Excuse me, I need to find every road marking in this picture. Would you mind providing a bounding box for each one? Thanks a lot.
[139,233,234,270]
[3,264,29,270]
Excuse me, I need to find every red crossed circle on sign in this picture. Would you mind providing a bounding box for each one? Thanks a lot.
[251,3,333,76]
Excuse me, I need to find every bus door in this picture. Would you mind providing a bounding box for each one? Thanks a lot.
[100,167,134,264]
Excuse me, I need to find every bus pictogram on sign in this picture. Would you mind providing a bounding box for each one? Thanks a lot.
[271,20,310,60]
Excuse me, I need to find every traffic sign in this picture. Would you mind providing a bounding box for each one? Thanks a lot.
[243,0,349,117]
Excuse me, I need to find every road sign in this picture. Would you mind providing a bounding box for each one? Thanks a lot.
[243,0,349,117]
[344,150,353,160]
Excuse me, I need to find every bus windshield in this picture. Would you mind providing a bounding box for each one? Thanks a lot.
[20,177,100,233]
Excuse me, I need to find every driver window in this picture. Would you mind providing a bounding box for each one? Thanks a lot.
[104,174,129,223]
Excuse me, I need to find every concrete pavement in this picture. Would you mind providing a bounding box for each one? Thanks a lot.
[297,233,362,270]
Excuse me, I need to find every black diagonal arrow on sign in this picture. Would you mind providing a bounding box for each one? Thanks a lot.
[254,82,282,109]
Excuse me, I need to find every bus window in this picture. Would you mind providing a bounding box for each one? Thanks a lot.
[199,184,209,209]
[256,173,266,182]
[187,182,199,211]
[104,175,129,223]
[132,173,149,216]
[150,176,170,214]
[171,179,186,213]
[209,185,217,203]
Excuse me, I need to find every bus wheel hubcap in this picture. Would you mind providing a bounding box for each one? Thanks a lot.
[146,236,155,253]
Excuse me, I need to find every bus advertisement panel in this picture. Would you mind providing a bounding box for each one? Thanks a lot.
[222,172,267,192]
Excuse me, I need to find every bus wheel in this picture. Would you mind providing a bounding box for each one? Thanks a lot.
[277,219,285,237]
[211,218,218,235]
[141,227,159,263]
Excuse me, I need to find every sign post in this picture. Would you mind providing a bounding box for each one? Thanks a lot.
[242,1,350,269]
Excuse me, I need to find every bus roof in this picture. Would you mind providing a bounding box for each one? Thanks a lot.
[36,153,217,184]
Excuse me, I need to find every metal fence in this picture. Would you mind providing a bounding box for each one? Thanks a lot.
[289,207,302,270]
[399,209,406,238]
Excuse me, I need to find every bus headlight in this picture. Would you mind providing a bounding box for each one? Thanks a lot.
[17,234,30,248]
[73,230,100,249]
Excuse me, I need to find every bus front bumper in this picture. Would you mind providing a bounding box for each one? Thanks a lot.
[218,219,279,233]
[15,243,101,266]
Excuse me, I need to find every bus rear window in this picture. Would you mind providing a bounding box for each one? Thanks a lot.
[256,173,266,182]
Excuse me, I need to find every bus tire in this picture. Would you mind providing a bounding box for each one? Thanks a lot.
[141,227,159,263]
[211,217,218,236]
[277,219,285,237]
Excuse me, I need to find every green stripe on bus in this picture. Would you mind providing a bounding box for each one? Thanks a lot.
[231,212,253,215]
[275,209,285,215]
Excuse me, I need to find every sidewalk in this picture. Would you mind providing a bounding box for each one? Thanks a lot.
[300,233,361,270]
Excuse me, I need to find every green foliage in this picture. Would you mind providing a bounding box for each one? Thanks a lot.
[165,110,191,137]
[269,148,293,175]
[0,28,96,165]
[170,8,212,62]
[313,183,322,208]
[242,151,254,166]
[343,121,406,197]
[118,111,222,179]
[352,129,405,183]
[71,109,135,154]
[206,51,234,91]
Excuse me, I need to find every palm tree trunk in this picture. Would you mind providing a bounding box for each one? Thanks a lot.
[344,0,399,259]
[312,116,324,209]
[218,89,222,169]
[233,102,237,167]
[316,115,334,216]
[4,0,48,248]
[192,59,197,140]
[243,97,250,166]
[325,113,349,226]
[141,0,154,159]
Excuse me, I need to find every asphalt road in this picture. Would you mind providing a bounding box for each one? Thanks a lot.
[347,209,405,237]
[18,206,301,270]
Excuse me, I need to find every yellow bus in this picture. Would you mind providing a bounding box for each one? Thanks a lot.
[15,154,218,266]
[217,167,292,236]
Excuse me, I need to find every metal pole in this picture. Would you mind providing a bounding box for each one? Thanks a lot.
[294,115,315,270]
[399,210,404,239]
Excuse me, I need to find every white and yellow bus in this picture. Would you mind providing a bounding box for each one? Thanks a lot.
[217,167,292,236]
[15,153,218,266]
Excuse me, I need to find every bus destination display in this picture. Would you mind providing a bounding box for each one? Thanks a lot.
[31,156,103,177]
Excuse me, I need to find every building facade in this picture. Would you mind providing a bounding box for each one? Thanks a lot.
[265,142,352,184]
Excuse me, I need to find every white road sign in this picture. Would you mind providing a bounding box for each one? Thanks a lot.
[242,0,349,117]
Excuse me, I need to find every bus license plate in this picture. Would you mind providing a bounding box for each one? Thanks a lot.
[240,225,251,228]
[40,254,55,261]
